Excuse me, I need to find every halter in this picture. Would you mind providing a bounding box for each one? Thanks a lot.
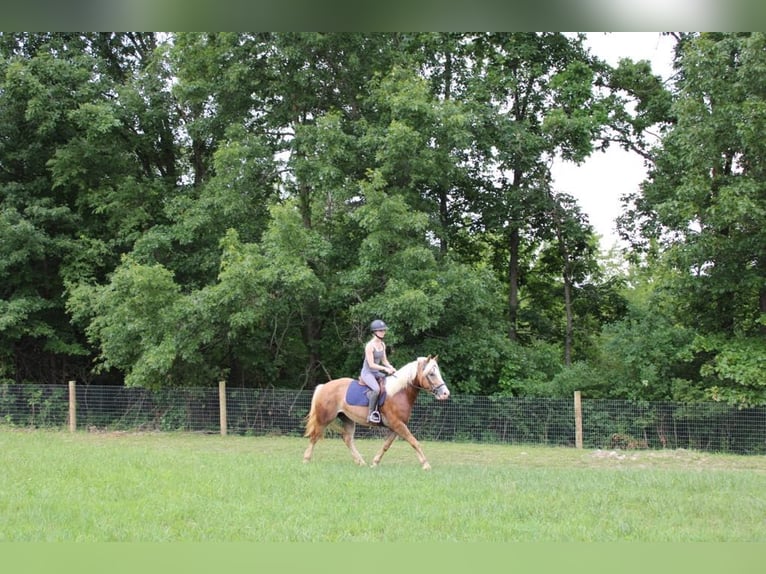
[410,358,447,396]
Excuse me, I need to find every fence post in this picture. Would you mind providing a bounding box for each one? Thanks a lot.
[219,380,228,436]
[68,380,76,432]
[574,390,583,449]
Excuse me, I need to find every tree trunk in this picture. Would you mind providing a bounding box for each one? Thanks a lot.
[562,268,573,366]
[555,214,574,366]
[760,259,766,335]
[438,185,449,255]
[508,227,520,341]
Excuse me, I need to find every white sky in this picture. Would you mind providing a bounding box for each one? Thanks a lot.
[551,32,676,251]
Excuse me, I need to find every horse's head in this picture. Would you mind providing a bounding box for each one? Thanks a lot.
[415,355,450,400]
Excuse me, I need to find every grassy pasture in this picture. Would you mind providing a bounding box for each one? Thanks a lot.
[1,428,765,542]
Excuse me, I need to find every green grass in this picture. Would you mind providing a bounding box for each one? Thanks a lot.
[1,429,765,541]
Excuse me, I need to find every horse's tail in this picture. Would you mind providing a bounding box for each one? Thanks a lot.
[304,383,325,440]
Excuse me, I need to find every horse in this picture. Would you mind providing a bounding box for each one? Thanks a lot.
[303,355,450,470]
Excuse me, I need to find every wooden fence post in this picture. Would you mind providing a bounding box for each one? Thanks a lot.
[574,390,583,449]
[68,380,76,433]
[219,380,228,436]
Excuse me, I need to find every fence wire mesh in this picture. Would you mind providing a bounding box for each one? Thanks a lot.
[1,384,764,454]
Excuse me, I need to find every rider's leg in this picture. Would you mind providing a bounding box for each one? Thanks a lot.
[360,372,381,423]
[366,389,380,423]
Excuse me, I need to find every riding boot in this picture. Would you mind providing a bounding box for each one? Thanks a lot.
[367,390,381,424]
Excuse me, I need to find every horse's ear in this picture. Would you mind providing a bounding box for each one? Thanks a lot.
[433,354,438,361]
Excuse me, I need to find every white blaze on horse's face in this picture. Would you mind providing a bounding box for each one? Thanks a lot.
[423,358,450,400]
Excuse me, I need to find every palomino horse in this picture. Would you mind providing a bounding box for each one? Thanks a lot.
[303,355,450,470]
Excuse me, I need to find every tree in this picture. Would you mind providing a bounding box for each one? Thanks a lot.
[0,33,159,384]
[0,33,692,400]
[463,33,615,341]
[525,192,603,365]
[620,32,766,405]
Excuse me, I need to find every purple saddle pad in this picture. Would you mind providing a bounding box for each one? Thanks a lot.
[345,379,387,407]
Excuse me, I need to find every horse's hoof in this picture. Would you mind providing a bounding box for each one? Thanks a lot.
[422,463,431,471]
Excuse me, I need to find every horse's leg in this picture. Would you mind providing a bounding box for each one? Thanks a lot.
[303,421,324,463]
[341,417,366,466]
[381,421,432,470]
[303,439,316,462]
[370,430,398,468]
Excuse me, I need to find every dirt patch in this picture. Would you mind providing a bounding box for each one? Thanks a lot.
[588,447,766,472]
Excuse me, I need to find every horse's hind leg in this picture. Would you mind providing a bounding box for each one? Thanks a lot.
[340,417,367,466]
[303,409,325,463]
[303,435,319,463]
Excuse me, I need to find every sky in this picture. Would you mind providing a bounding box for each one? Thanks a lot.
[551,32,677,251]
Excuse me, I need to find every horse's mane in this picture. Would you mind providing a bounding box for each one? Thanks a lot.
[386,357,431,396]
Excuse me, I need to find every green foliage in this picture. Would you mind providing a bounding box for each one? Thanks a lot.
[416,263,512,394]
[4,32,760,405]
[498,339,564,396]
[617,33,766,405]
[694,334,766,406]
[597,311,698,401]
[549,361,605,397]
[70,213,328,389]
[70,257,184,387]
[349,180,442,335]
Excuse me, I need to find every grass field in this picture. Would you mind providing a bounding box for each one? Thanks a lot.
[1,428,765,542]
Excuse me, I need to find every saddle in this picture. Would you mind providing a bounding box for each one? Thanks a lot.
[345,378,387,408]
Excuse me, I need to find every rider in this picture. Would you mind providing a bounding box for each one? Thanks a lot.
[360,319,396,423]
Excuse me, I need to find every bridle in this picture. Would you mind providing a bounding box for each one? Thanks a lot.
[410,358,447,396]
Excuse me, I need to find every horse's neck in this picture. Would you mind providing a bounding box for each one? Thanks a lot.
[385,360,418,395]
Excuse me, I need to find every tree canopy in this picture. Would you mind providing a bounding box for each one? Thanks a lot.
[1,32,763,406]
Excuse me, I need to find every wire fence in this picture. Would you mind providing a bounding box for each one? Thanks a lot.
[1,383,765,454]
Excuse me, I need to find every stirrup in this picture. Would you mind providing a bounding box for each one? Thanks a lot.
[367,410,381,424]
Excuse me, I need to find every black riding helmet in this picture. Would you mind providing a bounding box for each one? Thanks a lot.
[370,319,388,332]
